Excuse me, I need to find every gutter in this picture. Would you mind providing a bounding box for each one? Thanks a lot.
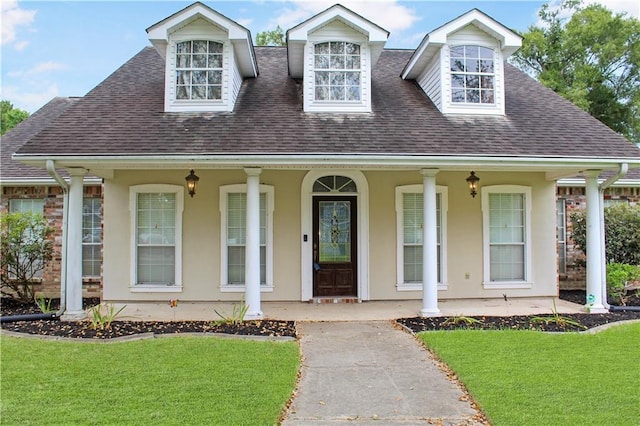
[597,163,628,310]
[46,160,70,318]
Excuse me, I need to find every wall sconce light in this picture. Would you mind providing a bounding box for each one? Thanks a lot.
[466,171,479,198]
[185,169,199,198]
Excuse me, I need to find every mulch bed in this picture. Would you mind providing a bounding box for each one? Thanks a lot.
[2,291,639,339]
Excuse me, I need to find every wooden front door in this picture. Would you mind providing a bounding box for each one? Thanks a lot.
[313,196,357,297]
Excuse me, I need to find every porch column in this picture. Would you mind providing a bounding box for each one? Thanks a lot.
[61,169,87,321]
[584,170,607,313]
[244,168,263,319]
[420,169,440,316]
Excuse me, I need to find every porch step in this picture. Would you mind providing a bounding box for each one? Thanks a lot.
[310,297,361,304]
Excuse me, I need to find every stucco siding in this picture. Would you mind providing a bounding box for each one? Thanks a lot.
[102,169,557,302]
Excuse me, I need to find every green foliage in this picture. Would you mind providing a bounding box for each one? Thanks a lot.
[606,263,640,305]
[570,203,640,264]
[88,303,126,330]
[256,26,285,46]
[512,1,640,141]
[0,212,54,302]
[420,322,640,425]
[1,335,299,425]
[0,100,29,135]
[213,301,249,325]
[530,299,586,329]
[34,294,53,313]
[441,315,483,328]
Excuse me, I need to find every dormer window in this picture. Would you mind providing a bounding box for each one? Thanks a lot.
[175,40,223,101]
[450,45,495,104]
[314,42,361,102]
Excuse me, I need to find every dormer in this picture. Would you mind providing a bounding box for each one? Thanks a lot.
[401,9,522,116]
[146,2,258,113]
[287,4,389,113]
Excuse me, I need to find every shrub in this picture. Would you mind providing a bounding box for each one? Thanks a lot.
[0,211,54,302]
[606,263,640,306]
[570,204,640,265]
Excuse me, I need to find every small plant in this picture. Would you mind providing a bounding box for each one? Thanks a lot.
[213,300,249,326]
[531,299,586,330]
[606,263,640,306]
[442,315,483,328]
[34,294,53,313]
[88,303,126,330]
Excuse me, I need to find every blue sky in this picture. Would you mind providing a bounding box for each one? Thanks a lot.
[2,0,638,113]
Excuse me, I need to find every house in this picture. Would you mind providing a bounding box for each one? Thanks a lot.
[1,97,103,299]
[12,2,640,320]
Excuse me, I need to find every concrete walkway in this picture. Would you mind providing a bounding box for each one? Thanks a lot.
[282,321,484,425]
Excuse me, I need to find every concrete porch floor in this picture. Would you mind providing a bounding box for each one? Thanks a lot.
[113,297,585,322]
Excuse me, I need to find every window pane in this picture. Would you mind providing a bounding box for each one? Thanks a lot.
[330,42,345,54]
[315,42,329,54]
[402,192,442,284]
[404,246,422,283]
[314,41,361,103]
[226,192,267,285]
[9,199,44,213]
[175,40,223,102]
[137,246,175,284]
[490,245,524,281]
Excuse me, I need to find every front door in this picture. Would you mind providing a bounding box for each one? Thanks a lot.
[313,196,357,297]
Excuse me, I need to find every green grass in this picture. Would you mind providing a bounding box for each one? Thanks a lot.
[1,335,299,425]
[419,322,640,425]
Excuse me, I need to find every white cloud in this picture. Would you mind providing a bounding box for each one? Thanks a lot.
[7,61,68,78]
[1,0,36,46]
[586,0,639,18]
[1,84,59,113]
[272,0,419,34]
[539,0,639,25]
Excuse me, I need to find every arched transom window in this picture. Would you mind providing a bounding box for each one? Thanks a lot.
[450,45,495,104]
[314,42,362,102]
[313,175,357,193]
[175,40,223,100]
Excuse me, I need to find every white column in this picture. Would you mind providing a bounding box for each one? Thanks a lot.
[61,169,87,321]
[420,169,440,316]
[584,170,607,313]
[244,168,263,319]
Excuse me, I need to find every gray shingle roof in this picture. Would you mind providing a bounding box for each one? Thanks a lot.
[16,46,640,161]
[1,97,78,181]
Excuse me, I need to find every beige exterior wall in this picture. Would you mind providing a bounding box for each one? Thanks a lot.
[102,169,557,302]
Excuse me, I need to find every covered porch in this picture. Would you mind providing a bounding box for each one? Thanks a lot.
[114,297,584,322]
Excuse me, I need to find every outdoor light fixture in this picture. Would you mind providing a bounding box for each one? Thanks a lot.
[466,171,479,198]
[185,169,199,198]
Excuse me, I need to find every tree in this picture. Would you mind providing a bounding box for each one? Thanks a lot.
[512,1,640,142]
[570,204,640,265]
[0,212,54,302]
[256,26,285,46]
[1,100,30,135]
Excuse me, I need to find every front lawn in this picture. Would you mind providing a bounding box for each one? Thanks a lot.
[1,335,299,425]
[419,322,640,425]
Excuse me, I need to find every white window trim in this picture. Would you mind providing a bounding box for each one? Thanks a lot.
[164,38,233,112]
[129,184,184,293]
[82,197,102,278]
[219,184,274,292]
[395,185,448,291]
[481,185,532,289]
[304,36,371,113]
[442,44,505,116]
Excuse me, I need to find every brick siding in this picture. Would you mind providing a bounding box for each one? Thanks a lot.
[1,185,103,298]
[558,186,640,290]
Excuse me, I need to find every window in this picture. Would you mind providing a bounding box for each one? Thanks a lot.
[314,41,361,102]
[9,198,46,279]
[482,186,532,287]
[220,184,274,291]
[82,198,102,277]
[450,45,495,104]
[175,40,223,101]
[556,199,566,275]
[9,199,44,213]
[395,185,448,290]
[129,185,183,291]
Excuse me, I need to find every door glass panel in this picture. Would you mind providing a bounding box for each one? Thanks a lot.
[319,201,351,262]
